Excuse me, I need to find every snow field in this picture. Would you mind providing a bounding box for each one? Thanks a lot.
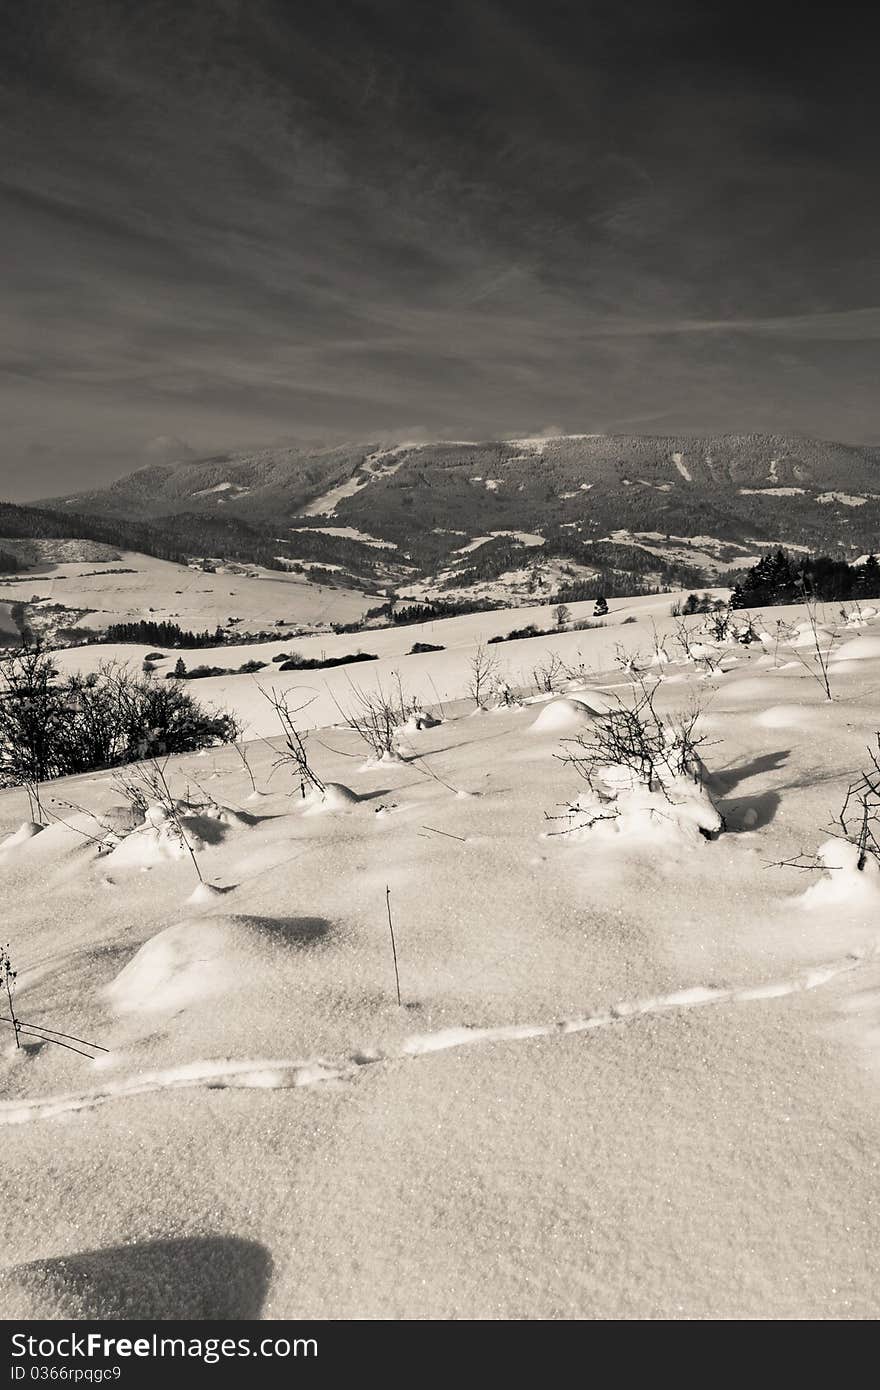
[1,592,880,1317]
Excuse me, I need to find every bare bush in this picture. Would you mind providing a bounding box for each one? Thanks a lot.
[0,648,239,795]
[766,736,880,875]
[613,643,646,679]
[835,736,880,870]
[705,605,734,642]
[114,759,205,881]
[261,687,326,798]
[560,680,711,799]
[333,672,412,759]
[0,940,106,1059]
[672,618,718,672]
[234,740,259,795]
[468,641,499,710]
[490,673,519,708]
[790,592,835,700]
[531,651,567,694]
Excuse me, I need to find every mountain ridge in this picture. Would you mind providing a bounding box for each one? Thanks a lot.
[22,431,880,597]
[41,431,880,518]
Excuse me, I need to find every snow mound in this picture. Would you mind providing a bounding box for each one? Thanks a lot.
[0,822,44,852]
[530,698,596,735]
[796,839,880,913]
[562,767,723,845]
[358,749,408,771]
[106,911,325,1016]
[724,677,776,703]
[687,642,720,662]
[105,814,208,869]
[106,917,244,1014]
[104,799,253,869]
[190,802,255,828]
[789,623,835,649]
[754,704,820,730]
[830,636,880,663]
[186,881,236,904]
[302,782,361,815]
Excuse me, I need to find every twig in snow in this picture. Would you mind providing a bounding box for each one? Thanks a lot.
[0,1015,98,1059]
[1,944,19,1049]
[385,885,402,1007]
[420,825,466,842]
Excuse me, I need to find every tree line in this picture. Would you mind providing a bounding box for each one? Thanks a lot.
[730,550,880,608]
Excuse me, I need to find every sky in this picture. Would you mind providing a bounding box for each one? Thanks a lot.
[2,0,880,500]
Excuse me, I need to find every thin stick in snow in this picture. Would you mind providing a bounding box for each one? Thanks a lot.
[0,1016,96,1059]
[1,946,19,1049]
[16,1017,110,1052]
[420,825,467,842]
[385,885,402,1007]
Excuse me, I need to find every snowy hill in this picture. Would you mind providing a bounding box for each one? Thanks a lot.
[2,593,880,1318]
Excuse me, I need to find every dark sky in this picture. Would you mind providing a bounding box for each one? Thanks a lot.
[3,0,880,499]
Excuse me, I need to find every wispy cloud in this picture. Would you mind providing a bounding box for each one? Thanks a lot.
[2,2,878,499]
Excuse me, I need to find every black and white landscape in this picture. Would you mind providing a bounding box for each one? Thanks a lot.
[1,2,879,1324]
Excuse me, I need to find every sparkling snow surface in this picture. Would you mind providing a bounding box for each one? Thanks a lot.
[1,595,879,1319]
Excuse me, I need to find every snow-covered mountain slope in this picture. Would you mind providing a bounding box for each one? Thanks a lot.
[40,434,880,575]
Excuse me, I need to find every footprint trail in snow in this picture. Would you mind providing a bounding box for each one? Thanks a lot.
[0,948,869,1125]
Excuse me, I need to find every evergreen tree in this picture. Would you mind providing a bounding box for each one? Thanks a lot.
[857,554,880,598]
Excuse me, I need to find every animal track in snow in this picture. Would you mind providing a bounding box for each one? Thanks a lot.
[0,1058,352,1125]
[0,950,869,1125]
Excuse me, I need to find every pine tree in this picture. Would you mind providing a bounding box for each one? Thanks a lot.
[857,554,880,598]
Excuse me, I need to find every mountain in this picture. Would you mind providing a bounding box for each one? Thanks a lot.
[38,433,880,586]
[41,443,377,524]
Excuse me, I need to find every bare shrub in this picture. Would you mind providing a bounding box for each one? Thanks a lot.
[0,648,239,796]
[114,759,205,881]
[490,673,519,707]
[705,605,734,641]
[333,672,412,759]
[261,687,326,798]
[790,592,835,700]
[0,940,106,1059]
[560,680,711,798]
[234,740,259,795]
[672,617,718,672]
[767,736,880,875]
[613,643,646,678]
[835,736,880,870]
[531,651,567,694]
[468,641,499,710]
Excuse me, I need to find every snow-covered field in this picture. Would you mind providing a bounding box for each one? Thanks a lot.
[1,594,879,1319]
[0,551,375,641]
